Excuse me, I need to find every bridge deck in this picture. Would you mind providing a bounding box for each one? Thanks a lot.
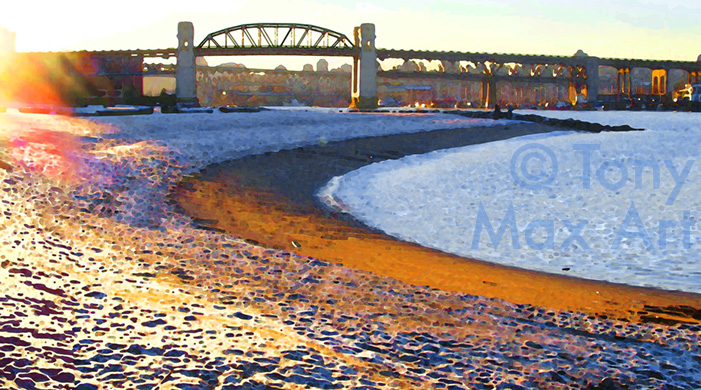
[376,49,701,72]
[21,48,701,73]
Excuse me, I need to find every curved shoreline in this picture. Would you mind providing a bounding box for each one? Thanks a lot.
[173,122,701,324]
[4,111,700,389]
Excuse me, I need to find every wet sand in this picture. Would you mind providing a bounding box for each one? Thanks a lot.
[173,122,701,325]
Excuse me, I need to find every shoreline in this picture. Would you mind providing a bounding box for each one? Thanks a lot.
[173,122,701,325]
[2,111,700,388]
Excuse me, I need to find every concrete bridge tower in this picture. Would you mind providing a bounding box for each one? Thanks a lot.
[176,22,199,107]
[584,57,599,104]
[351,23,378,109]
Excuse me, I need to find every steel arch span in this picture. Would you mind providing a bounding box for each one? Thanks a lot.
[197,23,355,51]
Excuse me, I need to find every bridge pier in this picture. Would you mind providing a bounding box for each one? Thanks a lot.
[351,23,378,109]
[176,21,199,107]
[584,57,599,105]
[615,67,632,99]
[651,69,667,96]
[666,69,675,99]
[480,77,496,108]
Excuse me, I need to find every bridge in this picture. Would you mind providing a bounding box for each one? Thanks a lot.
[11,22,701,109]
[184,22,701,108]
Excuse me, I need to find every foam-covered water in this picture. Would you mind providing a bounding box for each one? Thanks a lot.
[321,111,701,293]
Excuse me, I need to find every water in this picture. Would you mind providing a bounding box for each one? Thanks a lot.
[322,111,701,293]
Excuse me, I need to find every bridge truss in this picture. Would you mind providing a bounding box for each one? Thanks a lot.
[196,23,357,57]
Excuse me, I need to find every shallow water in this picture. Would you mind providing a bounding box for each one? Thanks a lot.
[327,114,701,293]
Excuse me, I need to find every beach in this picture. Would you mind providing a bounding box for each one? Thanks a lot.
[0,109,699,389]
[174,121,701,324]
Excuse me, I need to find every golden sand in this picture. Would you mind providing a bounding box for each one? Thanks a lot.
[174,175,701,325]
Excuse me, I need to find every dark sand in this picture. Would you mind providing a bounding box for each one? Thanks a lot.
[174,122,701,324]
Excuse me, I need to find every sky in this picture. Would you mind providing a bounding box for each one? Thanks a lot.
[1,0,700,70]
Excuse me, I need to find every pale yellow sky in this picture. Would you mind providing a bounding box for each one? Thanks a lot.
[1,0,699,70]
